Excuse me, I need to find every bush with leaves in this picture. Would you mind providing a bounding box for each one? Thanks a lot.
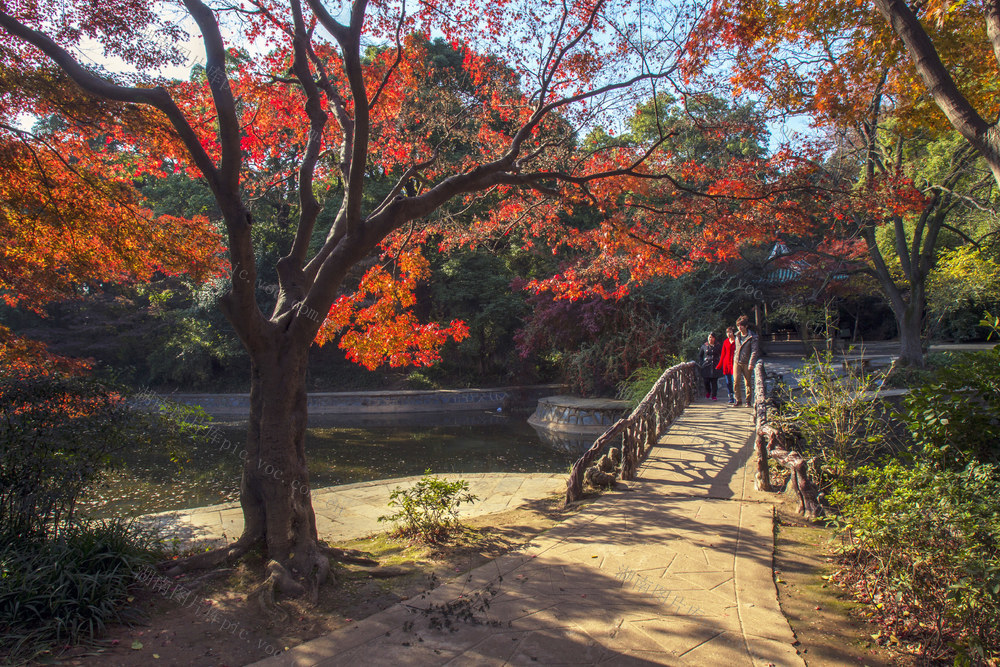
[0,366,199,535]
[775,352,902,491]
[0,518,163,663]
[378,471,478,543]
[900,346,1000,468]
[0,357,195,661]
[0,369,133,535]
[827,342,1000,662]
[616,361,683,408]
[831,458,1000,662]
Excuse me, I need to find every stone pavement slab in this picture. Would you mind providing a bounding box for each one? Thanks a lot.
[253,400,804,666]
[139,472,566,551]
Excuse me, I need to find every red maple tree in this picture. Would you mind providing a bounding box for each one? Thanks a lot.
[0,0,730,597]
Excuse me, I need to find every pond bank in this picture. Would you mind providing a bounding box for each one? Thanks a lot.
[140,472,567,552]
[157,384,566,419]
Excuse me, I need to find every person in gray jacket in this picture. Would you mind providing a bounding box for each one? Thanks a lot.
[731,314,760,408]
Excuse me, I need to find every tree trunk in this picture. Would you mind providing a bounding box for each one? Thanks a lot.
[896,305,925,367]
[238,342,331,600]
[163,338,341,603]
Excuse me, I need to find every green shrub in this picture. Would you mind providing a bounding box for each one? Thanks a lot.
[0,372,196,536]
[617,365,663,408]
[403,371,438,390]
[832,459,1000,662]
[378,471,478,543]
[0,518,162,663]
[776,352,901,490]
[881,350,957,389]
[616,358,686,409]
[900,347,1000,468]
[0,371,194,661]
[0,372,133,535]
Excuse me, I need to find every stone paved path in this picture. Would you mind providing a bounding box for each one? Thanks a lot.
[140,473,566,551]
[254,399,802,666]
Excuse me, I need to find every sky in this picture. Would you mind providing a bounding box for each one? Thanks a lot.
[64,3,814,157]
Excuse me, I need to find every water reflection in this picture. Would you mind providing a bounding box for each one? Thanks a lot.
[79,411,580,519]
[528,425,613,454]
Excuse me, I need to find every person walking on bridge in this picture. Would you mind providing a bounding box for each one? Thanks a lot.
[731,315,760,408]
[717,326,736,404]
[697,332,723,401]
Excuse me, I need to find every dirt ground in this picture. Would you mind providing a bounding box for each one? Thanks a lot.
[772,502,919,667]
[45,495,571,667]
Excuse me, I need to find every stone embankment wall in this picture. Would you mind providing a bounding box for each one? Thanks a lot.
[161,385,566,419]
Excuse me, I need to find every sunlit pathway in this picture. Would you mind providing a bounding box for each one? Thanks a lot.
[255,399,803,666]
[139,472,565,551]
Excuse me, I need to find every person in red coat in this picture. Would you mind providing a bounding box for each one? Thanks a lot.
[716,326,737,404]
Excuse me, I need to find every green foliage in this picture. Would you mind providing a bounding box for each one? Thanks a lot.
[426,250,528,384]
[617,365,664,408]
[831,459,1000,661]
[880,350,956,389]
[776,352,900,489]
[616,363,681,408]
[378,471,478,543]
[680,329,715,362]
[806,346,1000,662]
[0,371,208,662]
[0,371,199,535]
[0,372,132,535]
[899,347,1000,467]
[927,247,1000,342]
[982,310,1000,340]
[402,371,438,390]
[145,313,240,387]
[626,93,768,166]
[0,519,161,664]
[138,168,219,220]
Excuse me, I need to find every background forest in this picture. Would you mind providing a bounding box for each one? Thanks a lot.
[4,78,998,397]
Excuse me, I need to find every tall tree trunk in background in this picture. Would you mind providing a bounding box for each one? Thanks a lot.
[896,301,925,367]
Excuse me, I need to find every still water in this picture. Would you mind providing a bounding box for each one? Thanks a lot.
[79,412,580,518]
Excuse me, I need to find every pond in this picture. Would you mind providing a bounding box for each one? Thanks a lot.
[78,412,581,519]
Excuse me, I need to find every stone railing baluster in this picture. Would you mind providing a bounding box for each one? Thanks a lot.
[565,362,698,504]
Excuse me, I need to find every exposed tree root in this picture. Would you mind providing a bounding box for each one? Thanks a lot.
[319,543,378,566]
[364,565,416,578]
[301,549,330,604]
[156,528,382,619]
[159,531,261,577]
[248,560,301,622]
[182,568,236,592]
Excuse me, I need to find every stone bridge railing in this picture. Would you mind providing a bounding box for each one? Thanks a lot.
[564,362,698,504]
[752,360,822,516]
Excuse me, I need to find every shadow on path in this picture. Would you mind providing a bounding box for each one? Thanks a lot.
[253,399,802,666]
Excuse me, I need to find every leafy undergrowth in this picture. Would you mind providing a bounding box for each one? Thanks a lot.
[47,495,571,666]
[829,460,1000,665]
[774,345,1000,665]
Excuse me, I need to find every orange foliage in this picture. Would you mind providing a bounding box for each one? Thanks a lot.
[0,325,91,380]
[688,0,998,134]
[0,127,226,313]
[315,250,469,370]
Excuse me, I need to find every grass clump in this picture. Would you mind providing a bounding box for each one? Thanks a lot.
[0,519,163,663]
